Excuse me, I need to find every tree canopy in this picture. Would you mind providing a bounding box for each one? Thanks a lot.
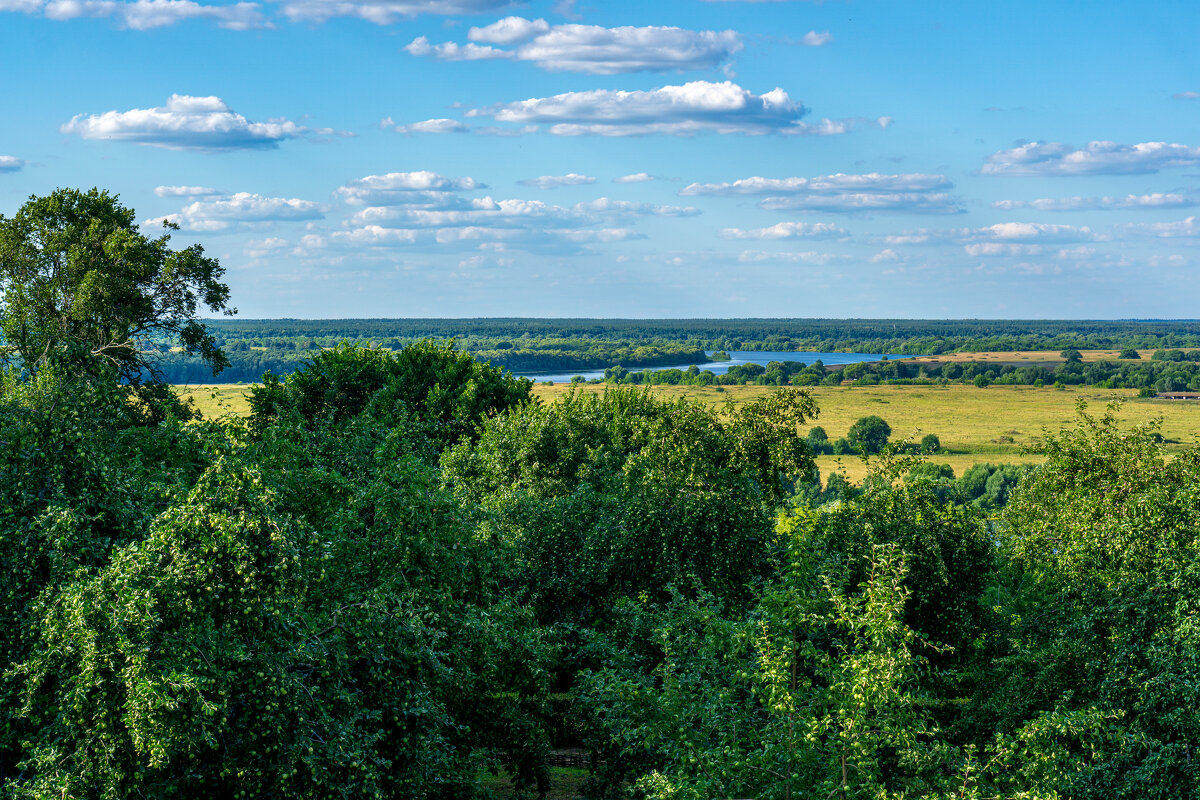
[0,188,232,386]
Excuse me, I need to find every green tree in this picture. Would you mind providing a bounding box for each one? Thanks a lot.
[248,340,532,451]
[846,415,892,455]
[0,189,232,387]
[968,404,1200,797]
[442,387,817,624]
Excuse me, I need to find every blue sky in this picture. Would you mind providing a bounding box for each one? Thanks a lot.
[3,0,1200,318]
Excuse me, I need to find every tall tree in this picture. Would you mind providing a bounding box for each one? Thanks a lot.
[0,188,232,387]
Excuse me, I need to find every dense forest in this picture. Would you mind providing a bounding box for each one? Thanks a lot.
[4,190,1200,798]
[610,348,1200,393]
[152,318,1200,384]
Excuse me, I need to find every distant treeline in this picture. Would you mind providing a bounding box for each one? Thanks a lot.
[149,318,1200,383]
[612,349,1200,393]
[197,317,1200,354]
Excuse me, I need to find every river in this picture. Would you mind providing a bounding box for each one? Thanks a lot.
[512,350,888,384]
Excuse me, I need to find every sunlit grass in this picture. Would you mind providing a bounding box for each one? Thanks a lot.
[176,379,1200,482]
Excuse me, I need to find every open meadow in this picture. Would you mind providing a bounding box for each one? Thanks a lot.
[179,377,1200,485]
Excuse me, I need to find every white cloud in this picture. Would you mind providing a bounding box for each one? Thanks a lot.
[1120,216,1200,238]
[278,0,513,24]
[404,36,509,61]
[1174,91,1200,100]
[992,193,1196,211]
[154,184,220,197]
[0,155,25,172]
[61,94,342,151]
[884,221,1100,249]
[150,192,325,231]
[800,30,831,46]
[614,172,655,183]
[869,248,899,262]
[408,18,742,74]
[8,0,266,29]
[737,250,848,265]
[467,80,817,136]
[963,243,1044,257]
[681,172,952,196]
[519,173,596,189]
[761,192,962,214]
[391,117,470,134]
[681,172,960,214]
[982,140,1200,176]
[468,15,549,44]
[244,236,290,257]
[553,228,647,243]
[962,222,1097,242]
[573,197,700,218]
[335,171,485,205]
[720,221,848,239]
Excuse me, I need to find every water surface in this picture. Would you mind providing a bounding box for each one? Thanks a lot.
[514,350,888,384]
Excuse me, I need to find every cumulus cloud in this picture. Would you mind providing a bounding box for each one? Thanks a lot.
[737,250,848,265]
[963,243,1044,257]
[408,18,743,74]
[0,155,25,172]
[61,94,344,151]
[992,193,1196,211]
[149,192,325,231]
[1174,91,1200,100]
[614,172,655,183]
[981,140,1200,176]
[335,171,485,205]
[244,236,291,258]
[469,15,550,43]
[681,172,952,196]
[1119,216,1200,238]
[573,197,700,218]
[277,0,513,24]
[553,228,647,243]
[391,117,470,134]
[683,172,959,214]
[869,248,899,262]
[800,31,832,46]
[519,173,596,189]
[467,80,826,136]
[720,221,848,239]
[6,0,266,29]
[960,222,1099,243]
[883,222,1101,250]
[154,184,220,197]
[761,192,962,214]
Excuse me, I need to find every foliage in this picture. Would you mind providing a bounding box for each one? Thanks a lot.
[968,404,1200,797]
[847,415,893,455]
[0,189,231,386]
[247,340,533,450]
[0,361,225,778]
[442,387,817,624]
[7,406,554,799]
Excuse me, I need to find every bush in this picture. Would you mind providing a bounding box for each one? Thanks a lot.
[847,415,892,454]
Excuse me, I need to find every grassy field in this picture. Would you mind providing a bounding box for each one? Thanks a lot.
[177,378,1200,485]
[901,348,1155,365]
[531,381,1200,483]
[178,384,254,418]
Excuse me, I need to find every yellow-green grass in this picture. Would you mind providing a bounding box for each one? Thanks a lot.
[176,381,1200,483]
[901,349,1155,364]
[176,384,253,418]
[532,382,1200,482]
